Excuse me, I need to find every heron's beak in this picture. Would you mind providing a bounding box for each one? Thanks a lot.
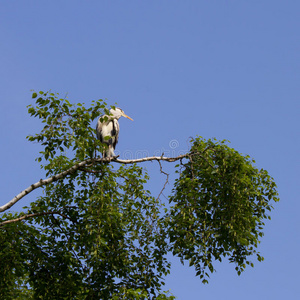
[122,113,133,121]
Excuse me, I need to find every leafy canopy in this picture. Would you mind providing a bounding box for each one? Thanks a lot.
[0,91,279,299]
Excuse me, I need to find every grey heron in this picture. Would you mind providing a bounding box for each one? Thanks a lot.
[96,107,133,157]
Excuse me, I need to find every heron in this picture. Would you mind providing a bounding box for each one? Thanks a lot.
[96,107,133,157]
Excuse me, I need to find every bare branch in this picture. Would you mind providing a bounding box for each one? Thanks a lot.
[1,154,190,213]
[0,211,70,226]
[113,153,189,164]
[1,157,96,213]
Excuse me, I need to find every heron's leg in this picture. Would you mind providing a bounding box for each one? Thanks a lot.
[108,145,115,157]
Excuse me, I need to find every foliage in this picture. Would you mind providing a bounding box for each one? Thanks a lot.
[0,92,279,299]
[167,137,279,282]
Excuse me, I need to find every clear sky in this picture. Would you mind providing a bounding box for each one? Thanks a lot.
[0,1,299,299]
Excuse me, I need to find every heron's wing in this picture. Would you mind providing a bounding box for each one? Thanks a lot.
[96,116,118,147]
[112,119,119,149]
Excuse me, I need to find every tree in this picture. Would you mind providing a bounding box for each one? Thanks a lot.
[0,91,279,299]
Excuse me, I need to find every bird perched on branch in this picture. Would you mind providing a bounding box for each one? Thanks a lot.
[96,107,133,157]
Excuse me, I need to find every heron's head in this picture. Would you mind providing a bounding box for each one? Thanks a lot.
[110,108,133,121]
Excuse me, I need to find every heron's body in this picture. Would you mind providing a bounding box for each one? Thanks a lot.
[96,108,133,157]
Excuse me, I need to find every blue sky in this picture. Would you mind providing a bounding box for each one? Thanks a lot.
[0,1,299,298]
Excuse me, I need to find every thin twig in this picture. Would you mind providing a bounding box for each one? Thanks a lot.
[156,160,169,202]
[79,168,101,174]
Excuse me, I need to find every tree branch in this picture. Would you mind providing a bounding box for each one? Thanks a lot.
[0,157,97,213]
[113,153,189,164]
[1,154,190,213]
[0,211,70,226]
